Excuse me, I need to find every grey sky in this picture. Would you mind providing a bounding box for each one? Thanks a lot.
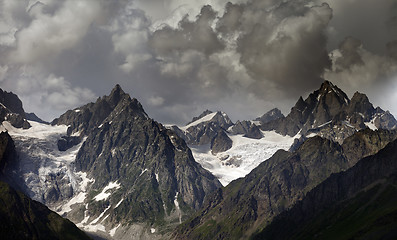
[0,0,396,125]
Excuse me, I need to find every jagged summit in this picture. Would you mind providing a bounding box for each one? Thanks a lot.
[184,110,233,130]
[187,109,213,125]
[0,88,30,129]
[51,84,147,135]
[262,80,397,143]
[255,108,284,124]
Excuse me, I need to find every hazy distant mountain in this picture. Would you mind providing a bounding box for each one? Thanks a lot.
[173,128,397,239]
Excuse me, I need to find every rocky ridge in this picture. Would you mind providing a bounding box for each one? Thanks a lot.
[255,138,397,240]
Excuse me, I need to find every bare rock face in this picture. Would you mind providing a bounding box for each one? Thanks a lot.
[211,130,233,154]
[230,120,263,139]
[0,88,31,129]
[254,108,284,124]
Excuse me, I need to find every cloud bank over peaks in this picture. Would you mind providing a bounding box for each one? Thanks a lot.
[0,0,396,124]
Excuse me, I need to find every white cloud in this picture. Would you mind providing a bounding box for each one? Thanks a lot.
[10,0,107,63]
[13,71,95,120]
[148,96,165,106]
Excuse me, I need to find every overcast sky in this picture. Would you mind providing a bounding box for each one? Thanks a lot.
[0,0,396,125]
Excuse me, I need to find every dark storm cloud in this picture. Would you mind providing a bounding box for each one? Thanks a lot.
[236,3,332,96]
[387,40,397,60]
[334,37,364,70]
[150,5,224,56]
[215,2,244,35]
[0,0,396,124]
[326,0,397,54]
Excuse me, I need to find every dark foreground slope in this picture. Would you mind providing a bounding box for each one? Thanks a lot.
[0,131,90,240]
[0,181,91,240]
[173,129,397,239]
[255,138,397,240]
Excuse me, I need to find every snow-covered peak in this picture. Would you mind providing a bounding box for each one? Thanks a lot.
[182,112,218,130]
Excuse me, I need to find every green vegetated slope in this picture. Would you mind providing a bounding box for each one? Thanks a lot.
[254,138,397,240]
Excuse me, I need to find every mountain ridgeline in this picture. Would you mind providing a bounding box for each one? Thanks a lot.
[262,81,397,143]
[52,85,222,237]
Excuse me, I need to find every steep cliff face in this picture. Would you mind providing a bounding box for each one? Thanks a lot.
[173,129,397,239]
[256,138,397,240]
[50,85,222,237]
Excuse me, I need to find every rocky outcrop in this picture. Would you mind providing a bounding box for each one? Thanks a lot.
[0,89,26,117]
[211,130,233,154]
[57,136,81,151]
[181,111,233,146]
[230,120,263,139]
[255,138,397,240]
[25,112,48,124]
[0,132,17,181]
[254,108,284,124]
[173,128,397,240]
[0,88,31,129]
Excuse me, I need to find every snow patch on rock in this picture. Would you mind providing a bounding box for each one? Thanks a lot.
[93,181,121,201]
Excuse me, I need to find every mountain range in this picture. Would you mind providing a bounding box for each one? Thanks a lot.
[0,80,397,239]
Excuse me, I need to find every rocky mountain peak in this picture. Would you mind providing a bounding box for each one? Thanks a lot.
[0,88,30,129]
[255,108,284,124]
[346,91,375,120]
[260,80,397,143]
[314,80,350,108]
[52,84,147,136]
[106,84,127,108]
[0,89,26,117]
[212,111,233,128]
[187,109,213,125]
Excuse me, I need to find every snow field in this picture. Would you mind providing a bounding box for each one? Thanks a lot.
[191,131,296,186]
